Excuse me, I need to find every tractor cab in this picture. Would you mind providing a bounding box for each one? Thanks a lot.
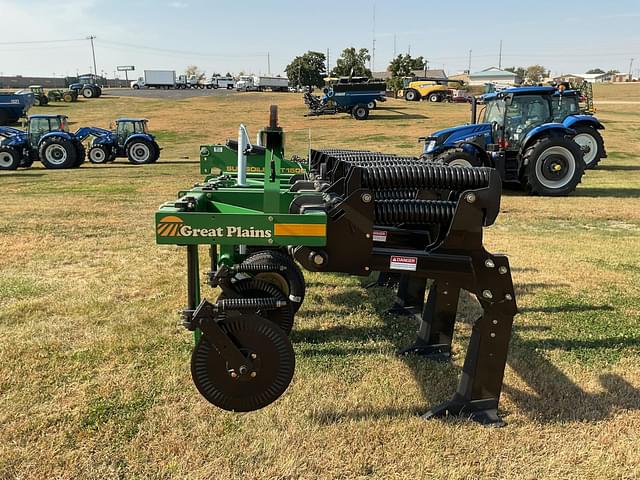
[551,89,581,122]
[115,118,149,145]
[480,87,557,151]
[28,85,49,106]
[28,115,69,146]
[29,85,45,96]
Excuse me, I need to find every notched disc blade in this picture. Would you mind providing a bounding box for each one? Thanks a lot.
[191,314,295,412]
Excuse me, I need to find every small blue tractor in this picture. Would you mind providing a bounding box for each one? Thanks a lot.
[421,86,606,195]
[304,77,387,120]
[69,82,102,99]
[84,118,160,165]
[0,115,86,170]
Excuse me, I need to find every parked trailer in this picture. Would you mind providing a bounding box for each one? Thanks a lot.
[205,76,235,89]
[236,75,289,92]
[0,91,34,125]
[131,70,177,89]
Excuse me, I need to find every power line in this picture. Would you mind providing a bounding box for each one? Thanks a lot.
[0,38,85,45]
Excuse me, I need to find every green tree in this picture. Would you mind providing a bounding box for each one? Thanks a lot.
[525,64,547,83]
[285,51,327,88]
[330,48,371,78]
[586,68,605,74]
[505,66,526,81]
[387,54,426,91]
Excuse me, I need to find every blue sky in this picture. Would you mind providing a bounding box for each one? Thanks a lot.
[1,0,639,79]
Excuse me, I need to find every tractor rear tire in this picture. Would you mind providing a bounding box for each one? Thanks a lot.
[572,126,604,170]
[522,136,584,196]
[0,146,21,170]
[436,148,484,167]
[82,87,94,98]
[404,89,420,102]
[352,104,370,120]
[126,138,154,164]
[88,145,111,164]
[39,137,78,169]
[240,250,306,314]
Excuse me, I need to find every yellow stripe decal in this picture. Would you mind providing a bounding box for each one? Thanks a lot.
[274,223,326,237]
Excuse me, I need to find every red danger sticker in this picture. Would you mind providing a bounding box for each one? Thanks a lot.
[372,230,387,242]
[390,256,417,271]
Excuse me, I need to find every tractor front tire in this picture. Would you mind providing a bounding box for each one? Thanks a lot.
[63,92,73,102]
[404,89,420,102]
[39,137,78,169]
[572,126,605,170]
[88,145,111,164]
[436,148,484,168]
[352,104,370,120]
[0,146,21,170]
[126,139,155,164]
[522,136,584,196]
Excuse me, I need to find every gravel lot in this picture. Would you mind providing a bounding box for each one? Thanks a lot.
[102,87,239,99]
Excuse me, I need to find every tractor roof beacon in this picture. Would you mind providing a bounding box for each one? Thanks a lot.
[421,86,606,195]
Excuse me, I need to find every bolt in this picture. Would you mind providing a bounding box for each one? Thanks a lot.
[490,332,496,338]
[499,266,508,274]
[365,266,370,271]
[485,259,495,268]
[505,293,513,301]
[482,290,493,299]
[492,319,498,325]
[366,233,371,239]
[443,291,448,295]
[268,239,273,244]
[250,372,257,378]
[312,254,324,265]
[268,216,274,222]
[465,193,476,204]
[239,365,248,375]
[361,193,372,203]
[230,371,238,378]
[250,353,257,359]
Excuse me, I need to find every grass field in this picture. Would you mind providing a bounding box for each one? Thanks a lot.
[1,83,639,480]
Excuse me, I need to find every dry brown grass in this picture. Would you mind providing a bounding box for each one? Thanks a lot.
[0,85,639,479]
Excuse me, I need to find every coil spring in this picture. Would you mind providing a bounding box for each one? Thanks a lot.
[363,165,491,191]
[374,189,417,200]
[234,263,286,273]
[374,200,457,225]
[216,297,283,312]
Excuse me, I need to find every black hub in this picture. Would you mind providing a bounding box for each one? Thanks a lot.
[541,154,569,181]
[191,314,295,412]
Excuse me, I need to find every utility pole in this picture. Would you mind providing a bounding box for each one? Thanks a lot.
[326,48,330,74]
[371,3,376,72]
[498,40,503,69]
[267,52,271,75]
[629,58,634,80]
[468,49,472,73]
[408,44,411,56]
[87,35,97,80]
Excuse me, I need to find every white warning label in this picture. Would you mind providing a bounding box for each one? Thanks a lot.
[372,230,387,242]
[390,256,418,271]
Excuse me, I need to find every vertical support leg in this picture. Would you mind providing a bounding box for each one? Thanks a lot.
[186,245,201,344]
[388,273,427,316]
[422,254,517,426]
[398,282,460,360]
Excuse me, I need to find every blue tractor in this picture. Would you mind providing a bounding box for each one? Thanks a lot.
[84,118,160,165]
[0,115,86,170]
[421,86,605,196]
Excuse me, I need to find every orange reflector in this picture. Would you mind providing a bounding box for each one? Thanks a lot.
[274,223,326,237]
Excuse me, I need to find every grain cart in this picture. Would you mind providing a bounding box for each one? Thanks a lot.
[421,86,604,195]
[154,107,517,425]
[0,91,35,125]
[84,118,160,165]
[304,78,387,120]
[0,115,85,169]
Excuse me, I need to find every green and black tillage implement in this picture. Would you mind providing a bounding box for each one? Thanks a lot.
[155,107,518,425]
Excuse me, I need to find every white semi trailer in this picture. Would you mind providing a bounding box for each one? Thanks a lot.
[131,70,176,89]
[235,75,289,92]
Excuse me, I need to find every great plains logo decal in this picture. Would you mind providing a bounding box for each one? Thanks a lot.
[157,215,272,238]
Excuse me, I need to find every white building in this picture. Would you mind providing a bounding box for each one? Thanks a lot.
[469,67,520,86]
